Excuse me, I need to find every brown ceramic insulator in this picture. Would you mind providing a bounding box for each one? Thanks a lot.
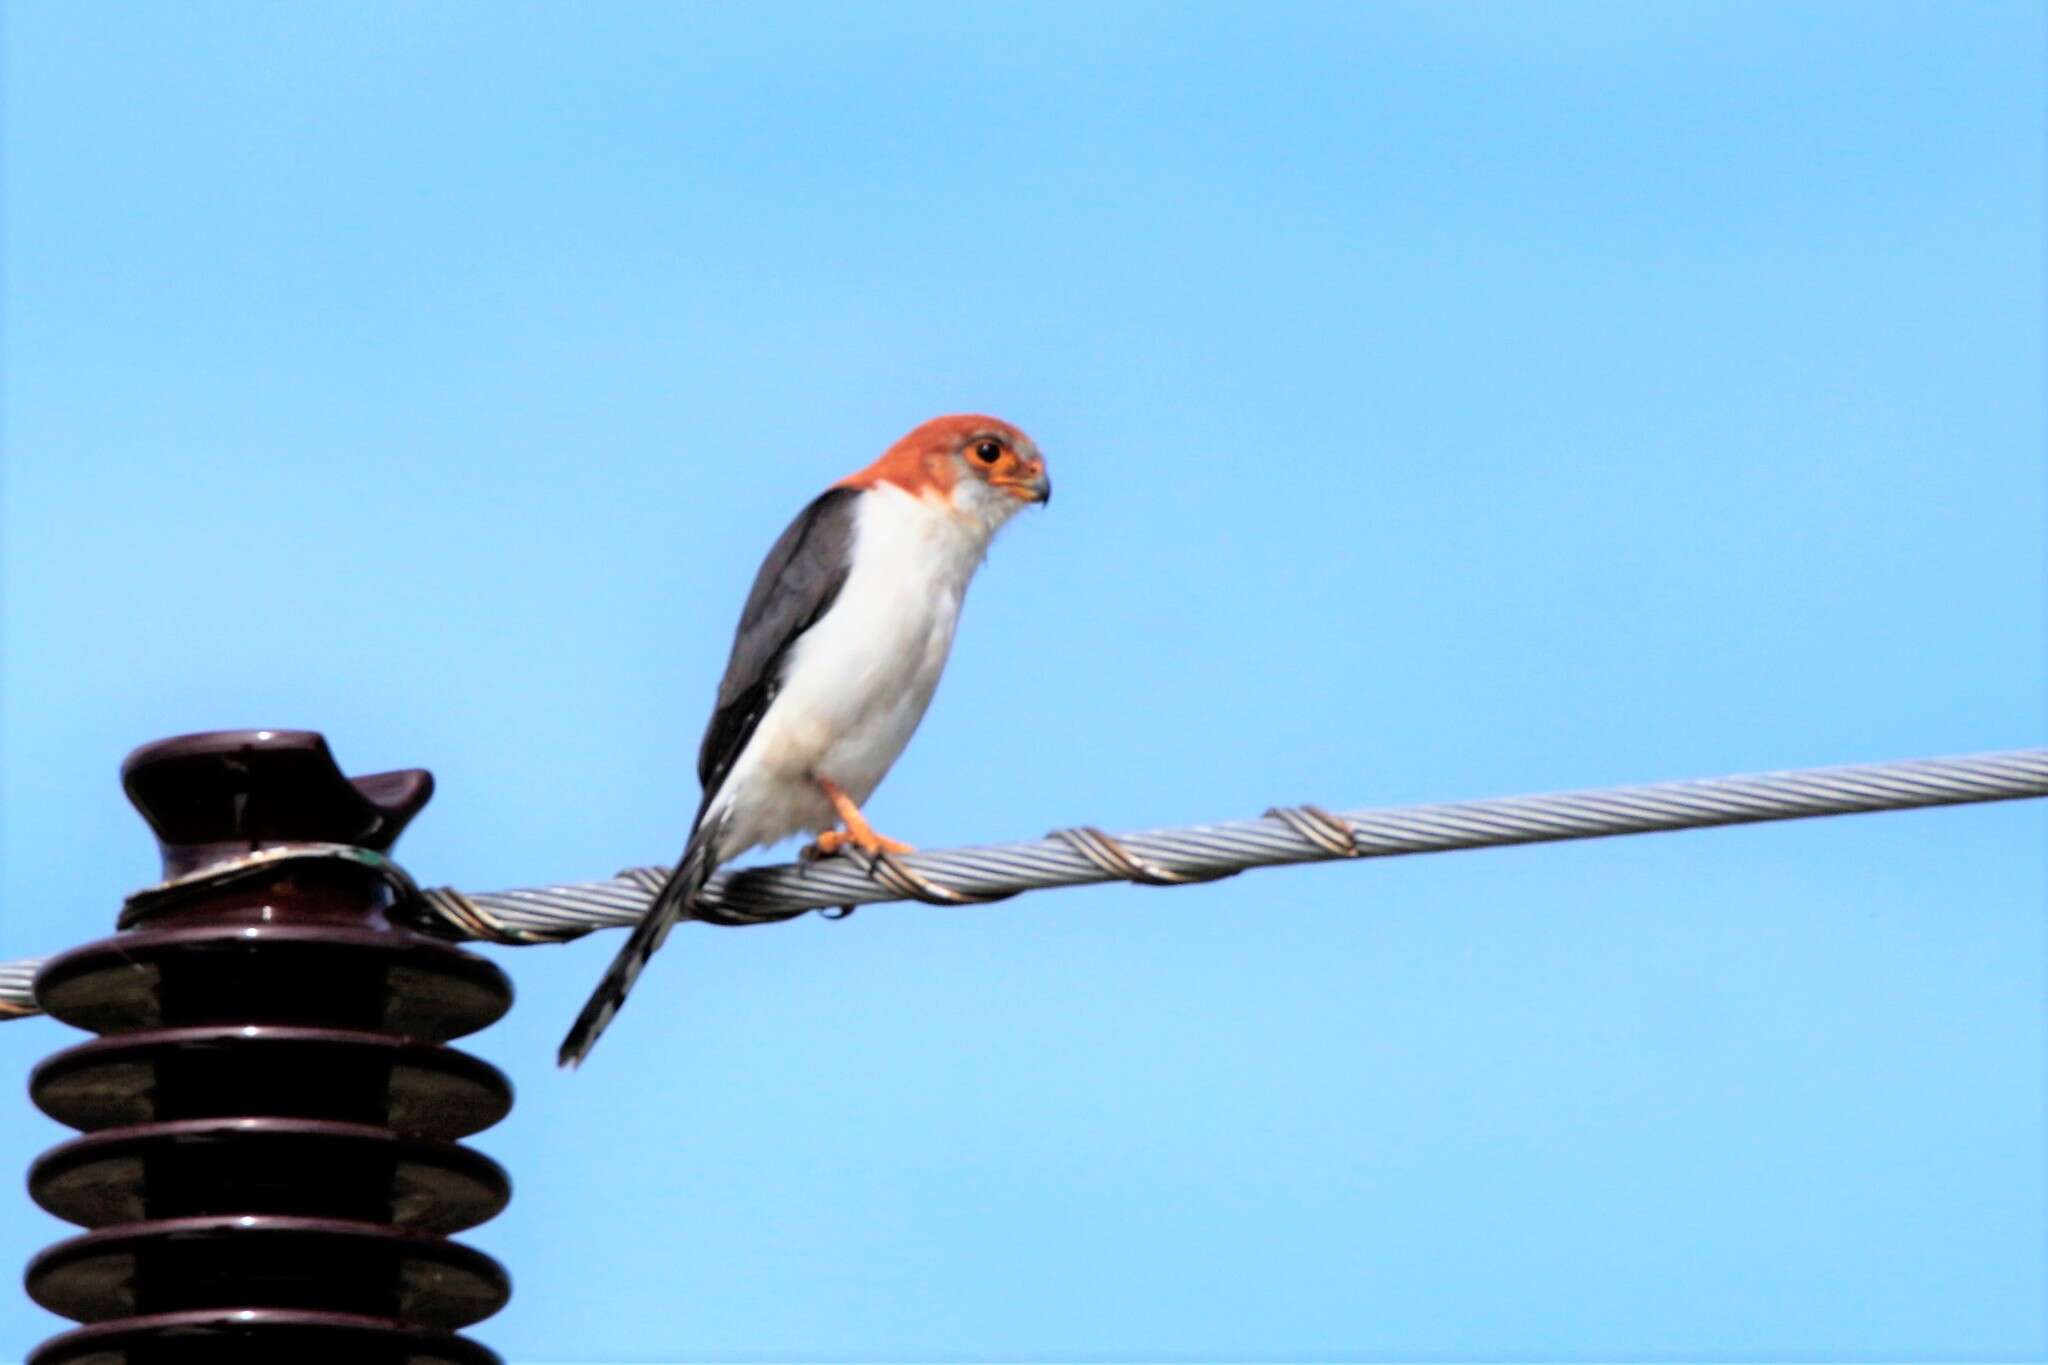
[24,730,515,1365]
[31,1026,512,1138]
[27,1308,503,1365]
[26,1215,509,1327]
[29,1118,510,1234]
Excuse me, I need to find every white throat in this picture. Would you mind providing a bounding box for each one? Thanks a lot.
[941,475,1028,545]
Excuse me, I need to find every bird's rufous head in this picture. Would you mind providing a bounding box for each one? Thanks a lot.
[838,415,1051,525]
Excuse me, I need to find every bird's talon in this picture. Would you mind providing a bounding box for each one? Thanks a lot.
[808,827,916,860]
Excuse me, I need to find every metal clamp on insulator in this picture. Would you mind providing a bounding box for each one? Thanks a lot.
[1049,826,1240,886]
[1264,804,1362,857]
[118,843,421,929]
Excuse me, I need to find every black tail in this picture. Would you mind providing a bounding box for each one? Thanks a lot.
[557,817,725,1068]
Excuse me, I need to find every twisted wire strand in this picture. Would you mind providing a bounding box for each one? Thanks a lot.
[2,748,2042,1019]
[0,958,43,1018]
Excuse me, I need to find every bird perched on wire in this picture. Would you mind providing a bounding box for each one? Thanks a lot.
[559,414,1051,1066]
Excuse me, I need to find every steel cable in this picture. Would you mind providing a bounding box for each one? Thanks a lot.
[2,748,2042,1019]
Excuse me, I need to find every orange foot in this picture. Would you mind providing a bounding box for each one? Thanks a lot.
[807,776,917,859]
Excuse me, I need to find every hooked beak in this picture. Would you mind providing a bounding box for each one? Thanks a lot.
[996,466,1052,505]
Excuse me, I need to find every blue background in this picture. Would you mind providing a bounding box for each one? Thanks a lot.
[2,3,2041,1361]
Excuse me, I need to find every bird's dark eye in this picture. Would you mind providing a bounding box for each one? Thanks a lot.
[973,440,1002,463]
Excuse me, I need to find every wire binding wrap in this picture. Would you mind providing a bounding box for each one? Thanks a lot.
[4,746,2045,1019]
[416,887,559,946]
[1050,825,1243,885]
[1264,804,1362,858]
[864,850,1021,906]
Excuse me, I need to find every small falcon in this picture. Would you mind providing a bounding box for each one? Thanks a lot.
[559,414,1051,1066]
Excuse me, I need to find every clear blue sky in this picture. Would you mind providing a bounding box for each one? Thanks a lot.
[3,3,2042,1361]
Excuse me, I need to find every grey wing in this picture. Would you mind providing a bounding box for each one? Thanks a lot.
[692,485,859,814]
[556,488,857,1065]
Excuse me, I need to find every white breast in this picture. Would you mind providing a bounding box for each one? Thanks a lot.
[710,482,994,853]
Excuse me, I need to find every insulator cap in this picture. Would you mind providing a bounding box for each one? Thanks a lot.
[24,730,515,1365]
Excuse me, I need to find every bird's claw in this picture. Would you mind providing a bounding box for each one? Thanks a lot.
[807,828,917,860]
